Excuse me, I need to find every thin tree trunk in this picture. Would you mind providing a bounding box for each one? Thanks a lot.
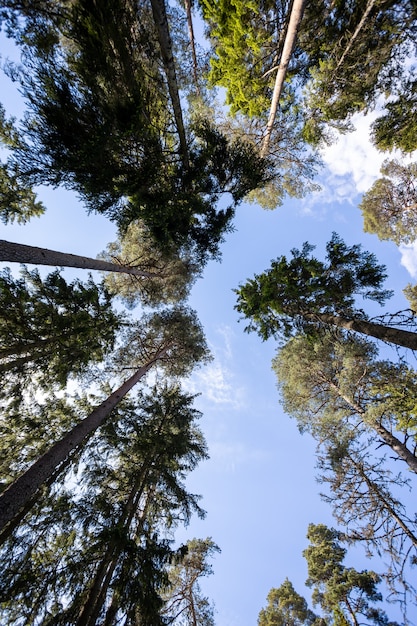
[0,348,168,542]
[0,339,51,359]
[184,0,200,95]
[327,379,417,473]
[306,312,417,350]
[351,454,417,547]
[333,0,377,74]
[150,0,189,167]
[261,0,307,157]
[0,240,159,277]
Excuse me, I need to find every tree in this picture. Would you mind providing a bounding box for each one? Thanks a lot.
[260,0,307,157]
[198,0,321,206]
[299,0,417,145]
[0,266,121,391]
[234,233,417,350]
[304,523,399,626]
[257,525,399,626]
[0,307,210,541]
[360,159,417,246]
[257,578,320,626]
[273,332,417,473]
[371,79,417,153]
[1,227,198,307]
[3,0,271,261]
[0,385,211,625]
[162,537,220,625]
[99,220,200,307]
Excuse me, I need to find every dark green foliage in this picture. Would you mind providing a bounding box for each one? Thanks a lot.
[235,233,391,341]
[0,384,209,624]
[371,80,417,153]
[2,0,272,262]
[0,266,121,391]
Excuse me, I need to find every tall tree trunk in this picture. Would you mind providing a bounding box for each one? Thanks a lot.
[327,379,417,473]
[0,348,168,543]
[305,312,417,350]
[334,0,377,74]
[150,0,189,167]
[184,0,200,95]
[0,239,159,277]
[77,410,171,624]
[261,0,307,157]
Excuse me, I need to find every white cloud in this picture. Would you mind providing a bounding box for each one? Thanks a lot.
[207,441,267,473]
[321,111,386,194]
[301,107,414,216]
[400,241,417,278]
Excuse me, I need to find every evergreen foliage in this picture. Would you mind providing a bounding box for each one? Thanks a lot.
[0,266,121,393]
[360,159,417,246]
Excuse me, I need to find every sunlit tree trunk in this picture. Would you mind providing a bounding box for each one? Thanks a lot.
[0,239,158,277]
[0,349,168,542]
[261,0,307,156]
[306,312,417,350]
[150,0,189,166]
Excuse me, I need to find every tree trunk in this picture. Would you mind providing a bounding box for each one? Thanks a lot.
[351,454,417,547]
[327,379,417,473]
[261,0,307,157]
[0,348,168,542]
[150,0,189,167]
[0,339,51,359]
[184,0,200,95]
[334,0,377,74]
[0,239,159,277]
[306,312,417,350]
[77,410,171,624]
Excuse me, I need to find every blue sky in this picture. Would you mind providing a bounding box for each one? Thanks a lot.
[1,28,417,626]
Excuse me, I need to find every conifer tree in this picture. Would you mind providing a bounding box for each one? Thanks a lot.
[235,233,417,351]
[0,385,211,625]
[0,307,210,540]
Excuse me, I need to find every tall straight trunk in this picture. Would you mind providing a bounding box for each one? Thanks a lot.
[334,0,377,74]
[0,239,158,277]
[327,380,417,474]
[150,0,189,167]
[261,0,307,157]
[0,348,168,542]
[184,0,200,94]
[305,312,417,350]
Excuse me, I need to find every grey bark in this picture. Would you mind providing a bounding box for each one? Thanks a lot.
[150,0,189,166]
[0,349,168,542]
[306,312,417,351]
[0,239,158,277]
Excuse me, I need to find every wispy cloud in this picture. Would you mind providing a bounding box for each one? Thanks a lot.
[186,325,246,410]
[207,440,267,473]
